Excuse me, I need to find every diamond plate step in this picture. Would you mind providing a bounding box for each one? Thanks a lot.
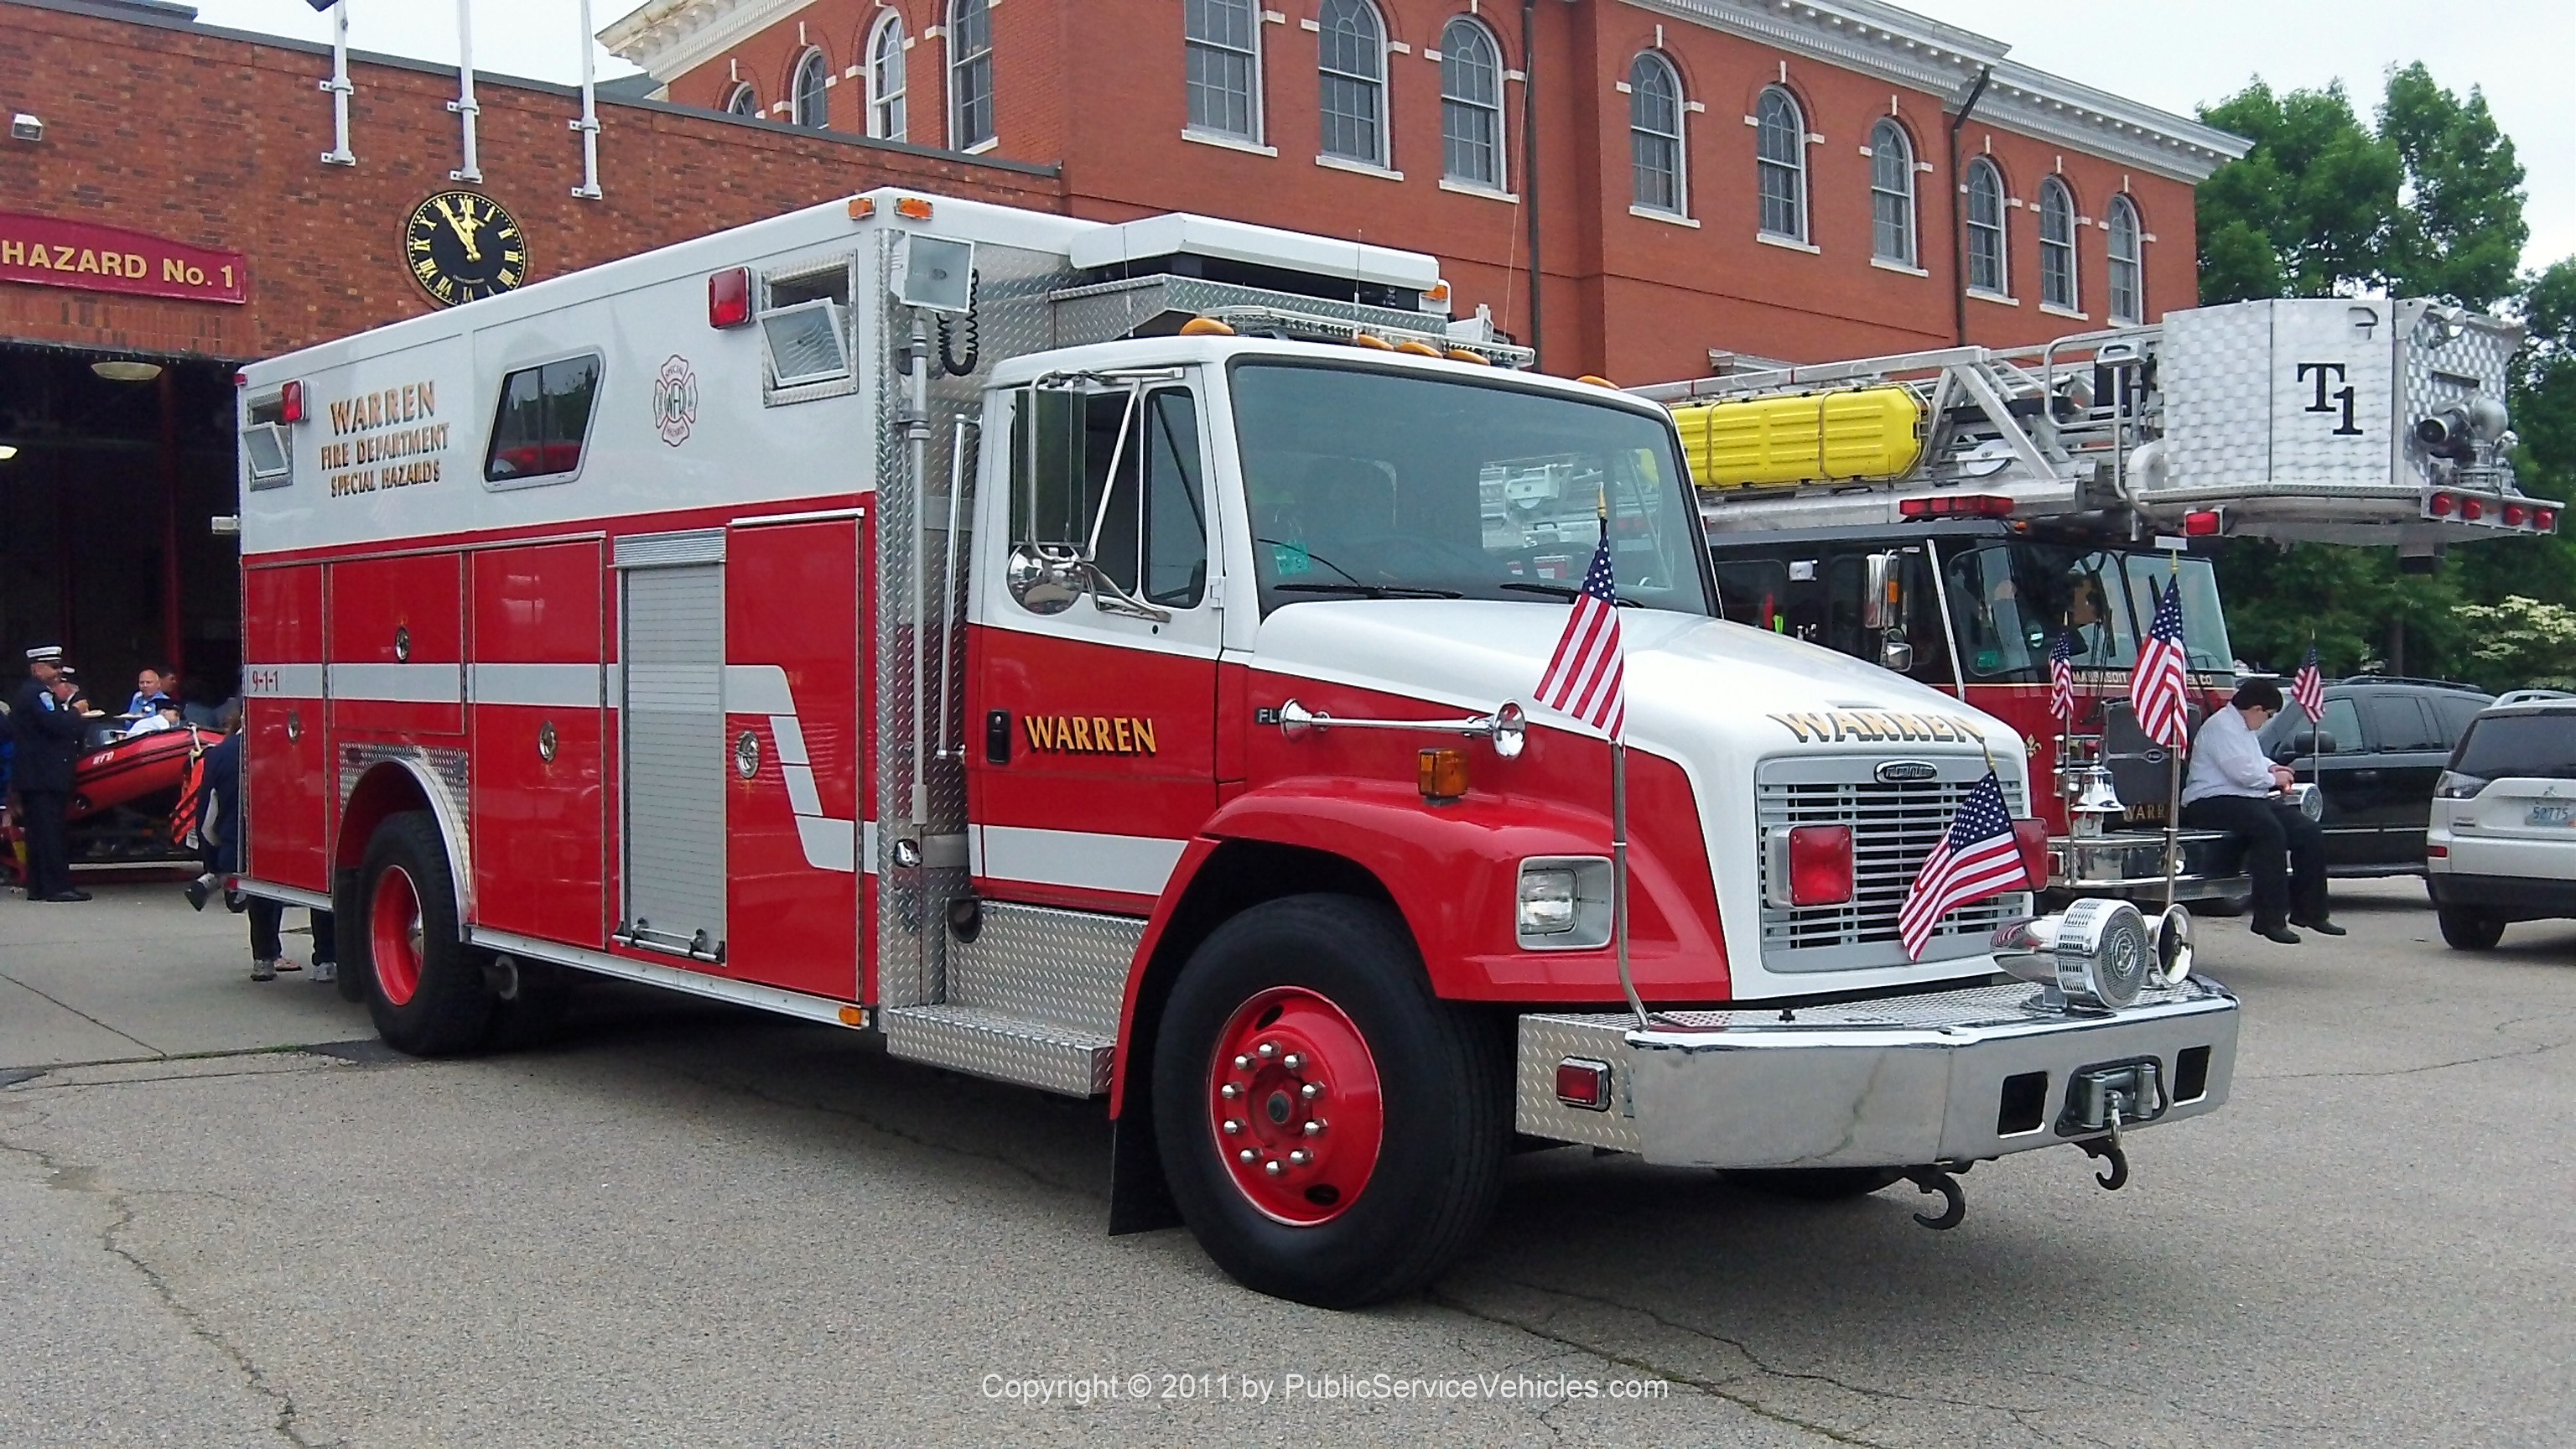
[880,1004,1114,1098]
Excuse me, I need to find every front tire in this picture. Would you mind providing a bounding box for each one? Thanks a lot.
[353,812,492,1056]
[2438,905,2505,951]
[1152,894,1507,1309]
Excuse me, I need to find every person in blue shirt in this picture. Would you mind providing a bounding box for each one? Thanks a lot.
[187,703,335,982]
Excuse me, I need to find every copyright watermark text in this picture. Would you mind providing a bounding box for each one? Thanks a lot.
[979,1370,1670,1407]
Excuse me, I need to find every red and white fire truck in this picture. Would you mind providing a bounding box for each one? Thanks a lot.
[1644,301,2551,904]
[233,190,2236,1307]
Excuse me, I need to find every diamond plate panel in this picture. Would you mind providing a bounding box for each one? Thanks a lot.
[881,1003,1114,1097]
[875,236,1083,1009]
[2395,298,2523,489]
[1514,1015,1643,1152]
[948,902,1140,1038]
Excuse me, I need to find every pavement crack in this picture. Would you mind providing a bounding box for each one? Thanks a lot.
[0,969,160,1057]
[2250,1034,2569,1080]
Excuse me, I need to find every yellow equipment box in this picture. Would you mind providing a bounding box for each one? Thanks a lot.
[1670,385,1924,489]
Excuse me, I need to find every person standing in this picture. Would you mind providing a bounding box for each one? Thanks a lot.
[190,703,335,982]
[2179,677,2340,944]
[11,646,91,902]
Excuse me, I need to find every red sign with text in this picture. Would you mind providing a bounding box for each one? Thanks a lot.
[0,212,247,304]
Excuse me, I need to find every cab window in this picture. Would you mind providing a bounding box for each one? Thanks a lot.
[1010,384,1208,610]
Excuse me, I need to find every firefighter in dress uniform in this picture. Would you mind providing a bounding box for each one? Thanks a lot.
[11,646,93,902]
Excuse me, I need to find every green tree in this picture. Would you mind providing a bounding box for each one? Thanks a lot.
[2194,81,2399,304]
[2378,64,2527,309]
[2451,595,2576,692]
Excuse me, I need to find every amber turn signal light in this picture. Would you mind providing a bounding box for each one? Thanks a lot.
[1418,747,1468,802]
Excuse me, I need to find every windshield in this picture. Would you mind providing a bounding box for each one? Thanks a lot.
[1943,543,2234,681]
[1228,362,1714,616]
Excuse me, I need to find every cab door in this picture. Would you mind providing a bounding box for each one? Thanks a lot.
[967,377,1221,913]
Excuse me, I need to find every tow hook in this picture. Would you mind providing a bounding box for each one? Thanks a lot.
[2075,1090,2132,1191]
[1901,1166,1966,1229]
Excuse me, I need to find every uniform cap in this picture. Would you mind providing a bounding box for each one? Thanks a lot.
[25,645,62,662]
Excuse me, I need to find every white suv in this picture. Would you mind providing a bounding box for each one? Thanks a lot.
[2425,699,2576,948]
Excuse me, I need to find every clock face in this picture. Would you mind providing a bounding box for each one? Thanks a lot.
[402,190,529,307]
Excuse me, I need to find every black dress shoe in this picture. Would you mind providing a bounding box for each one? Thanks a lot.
[2291,917,2347,936]
[2254,921,2301,944]
[184,875,213,911]
[41,890,93,903]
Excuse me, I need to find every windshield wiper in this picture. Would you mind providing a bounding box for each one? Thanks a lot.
[1499,581,1642,607]
[1272,582,1465,600]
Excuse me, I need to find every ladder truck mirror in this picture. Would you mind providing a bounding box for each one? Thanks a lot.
[1862,551,1899,631]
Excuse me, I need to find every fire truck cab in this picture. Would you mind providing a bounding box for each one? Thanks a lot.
[1646,299,2554,905]
[235,191,2239,1307]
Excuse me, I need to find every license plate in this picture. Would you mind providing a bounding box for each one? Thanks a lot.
[2527,804,2576,828]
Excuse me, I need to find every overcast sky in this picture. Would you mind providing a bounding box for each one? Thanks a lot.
[187,0,2576,279]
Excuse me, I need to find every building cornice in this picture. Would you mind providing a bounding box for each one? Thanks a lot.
[1624,0,2249,182]
[599,0,811,88]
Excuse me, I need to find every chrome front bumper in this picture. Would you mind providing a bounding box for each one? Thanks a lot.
[2050,829,2247,901]
[1515,976,2237,1169]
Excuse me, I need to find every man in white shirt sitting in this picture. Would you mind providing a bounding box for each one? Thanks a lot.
[2180,677,2339,944]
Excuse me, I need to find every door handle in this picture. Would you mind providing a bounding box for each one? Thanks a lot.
[2350,769,2380,782]
[984,709,1012,766]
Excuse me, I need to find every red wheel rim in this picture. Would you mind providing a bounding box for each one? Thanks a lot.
[1208,987,1384,1226]
[371,865,424,1007]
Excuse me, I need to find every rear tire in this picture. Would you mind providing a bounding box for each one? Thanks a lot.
[353,812,492,1056]
[1152,894,1507,1309]
[1723,1167,1903,1201]
[2438,905,2506,951]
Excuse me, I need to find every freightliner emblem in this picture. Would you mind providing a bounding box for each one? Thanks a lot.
[1875,760,1940,783]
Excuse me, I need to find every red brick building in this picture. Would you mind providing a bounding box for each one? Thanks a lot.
[605,0,2245,381]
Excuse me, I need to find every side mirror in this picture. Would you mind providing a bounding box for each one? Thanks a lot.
[1878,638,1914,673]
[2272,728,2333,762]
[1862,552,1898,631]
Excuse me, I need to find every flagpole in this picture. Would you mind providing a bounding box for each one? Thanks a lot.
[2162,553,2183,913]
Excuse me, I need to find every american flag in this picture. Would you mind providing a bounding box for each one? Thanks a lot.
[2293,641,2326,721]
[2049,628,2077,728]
[1898,770,2029,960]
[2130,576,2191,750]
[1535,532,1626,739]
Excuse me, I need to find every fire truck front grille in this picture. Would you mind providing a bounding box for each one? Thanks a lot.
[1754,761,2029,973]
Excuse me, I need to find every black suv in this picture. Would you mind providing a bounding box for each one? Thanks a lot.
[2259,678,2494,875]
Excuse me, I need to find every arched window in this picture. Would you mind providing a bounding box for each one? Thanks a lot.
[1869,118,1915,265]
[867,12,907,141]
[1317,0,1387,166]
[2039,177,2078,309]
[948,0,995,149]
[791,47,830,130]
[1965,157,2007,295]
[1186,0,1260,141]
[1628,52,1684,215]
[1754,86,1805,241]
[1440,17,1504,188]
[723,81,759,117]
[2107,195,2144,323]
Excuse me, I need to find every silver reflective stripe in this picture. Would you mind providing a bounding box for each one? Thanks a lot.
[974,825,1188,897]
[621,561,726,949]
[328,662,462,703]
[470,663,602,709]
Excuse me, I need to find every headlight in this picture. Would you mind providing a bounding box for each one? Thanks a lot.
[1515,857,1613,950]
[1991,897,2154,1009]
[1518,869,1578,935]
[2436,771,2488,799]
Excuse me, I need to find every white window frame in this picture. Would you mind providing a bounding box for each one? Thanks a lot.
[1184,0,1263,143]
[1965,157,2008,297]
[1754,85,1807,243]
[1439,16,1504,190]
[866,12,908,141]
[1628,51,1685,217]
[1316,0,1389,168]
[2107,194,2144,324]
[723,80,759,117]
[1868,118,1915,266]
[791,46,830,130]
[948,0,996,151]
[2038,176,2079,312]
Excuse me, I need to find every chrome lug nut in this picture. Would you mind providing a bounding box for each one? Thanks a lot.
[1264,1160,1285,1176]
[1239,1149,1257,1164]
[1219,1083,1239,1100]
[1223,1119,1242,1135]
[1282,1052,1303,1071]
[1233,1054,1250,1071]
[1303,1119,1324,1136]
[1300,1083,1322,1101]
[1289,1149,1311,1166]
[1257,1041,1279,1059]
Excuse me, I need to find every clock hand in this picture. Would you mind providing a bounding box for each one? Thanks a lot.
[434,197,486,263]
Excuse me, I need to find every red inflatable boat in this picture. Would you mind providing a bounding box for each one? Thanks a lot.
[4,723,210,882]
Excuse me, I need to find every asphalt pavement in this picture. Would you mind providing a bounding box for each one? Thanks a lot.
[3,878,2571,1447]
